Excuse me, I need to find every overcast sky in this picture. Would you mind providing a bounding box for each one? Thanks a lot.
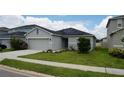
[0,15,113,39]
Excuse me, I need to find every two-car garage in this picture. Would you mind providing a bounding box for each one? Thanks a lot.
[28,38,51,50]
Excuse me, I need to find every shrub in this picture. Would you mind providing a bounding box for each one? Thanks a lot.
[0,47,2,51]
[0,44,7,49]
[10,37,28,50]
[77,37,90,53]
[109,48,124,58]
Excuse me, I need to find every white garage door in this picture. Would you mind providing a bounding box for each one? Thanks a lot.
[28,39,50,50]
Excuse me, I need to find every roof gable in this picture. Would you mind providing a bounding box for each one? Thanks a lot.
[106,15,124,28]
[9,24,56,34]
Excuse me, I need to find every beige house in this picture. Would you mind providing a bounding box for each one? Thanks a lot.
[106,15,124,49]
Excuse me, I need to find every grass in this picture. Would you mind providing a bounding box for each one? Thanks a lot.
[20,48,124,69]
[0,59,123,77]
[0,49,14,53]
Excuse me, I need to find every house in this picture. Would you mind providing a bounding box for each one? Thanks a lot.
[0,25,96,51]
[100,37,107,48]
[0,27,11,48]
[106,15,124,49]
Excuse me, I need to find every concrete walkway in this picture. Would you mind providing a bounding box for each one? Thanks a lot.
[1,50,124,75]
[7,57,124,75]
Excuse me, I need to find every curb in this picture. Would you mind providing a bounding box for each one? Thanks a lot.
[0,65,54,77]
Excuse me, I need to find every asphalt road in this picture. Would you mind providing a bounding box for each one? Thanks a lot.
[0,69,28,77]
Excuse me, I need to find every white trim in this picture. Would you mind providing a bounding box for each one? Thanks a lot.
[27,37,50,39]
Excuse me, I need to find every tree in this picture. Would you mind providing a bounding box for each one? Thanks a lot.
[10,37,28,50]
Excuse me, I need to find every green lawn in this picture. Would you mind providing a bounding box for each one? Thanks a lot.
[0,59,123,77]
[20,48,124,69]
[0,49,14,53]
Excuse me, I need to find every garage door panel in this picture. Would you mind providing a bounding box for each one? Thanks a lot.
[28,39,50,50]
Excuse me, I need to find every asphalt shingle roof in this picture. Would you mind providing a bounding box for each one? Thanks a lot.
[0,25,94,38]
[0,27,9,32]
[9,24,56,34]
[56,28,93,36]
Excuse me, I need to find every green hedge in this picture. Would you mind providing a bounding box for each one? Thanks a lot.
[77,37,90,53]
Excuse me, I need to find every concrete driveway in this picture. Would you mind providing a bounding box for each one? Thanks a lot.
[0,50,41,61]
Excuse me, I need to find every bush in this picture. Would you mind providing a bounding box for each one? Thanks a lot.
[77,37,90,53]
[0,47,2,51]
[109,48,124,58]
[10,37,28,50]
[0,44,7,49]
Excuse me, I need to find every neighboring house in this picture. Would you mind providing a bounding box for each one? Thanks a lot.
[0,27,11,48]
[0,25,96,51]
[100,37,107,48]
[107,15,124,49]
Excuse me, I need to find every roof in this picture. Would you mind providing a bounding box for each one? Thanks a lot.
[0,25,95,38]
[9,24,56,34]
[106,15,124,28]
[0,27,9,32]
[56,28,93,36]
[110,27,124,35]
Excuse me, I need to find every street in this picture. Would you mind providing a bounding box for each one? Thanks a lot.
[0,68,27,77]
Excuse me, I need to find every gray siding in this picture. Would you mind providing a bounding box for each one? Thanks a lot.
[107,18,124,48]
[0,31,8,34]
[111,29,124,48]
[52,36,62,50]
[26,28,52,38]
[0,39,11,49]
[107,20,117,48]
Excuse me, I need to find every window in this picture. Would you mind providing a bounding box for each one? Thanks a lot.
[118,23,122,27]
[117,19,122,28]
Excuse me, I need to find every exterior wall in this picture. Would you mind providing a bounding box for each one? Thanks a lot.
[52,35,62,50]
[101,38,107,48]
[107,18,124,48]
[0,31,8,34]
[110,29,124,48]
[68,37,78,50]
[0,39,11,49]
[26,28,52,38]
[107,20,118,48]
[68,36,95,50]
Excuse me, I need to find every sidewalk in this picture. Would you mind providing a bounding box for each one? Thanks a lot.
[9,57,124,75]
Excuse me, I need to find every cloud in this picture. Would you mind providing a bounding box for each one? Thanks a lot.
[0,15,112,39]
[90,16,113,39]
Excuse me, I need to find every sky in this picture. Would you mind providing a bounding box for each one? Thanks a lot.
[0,15,114,39]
